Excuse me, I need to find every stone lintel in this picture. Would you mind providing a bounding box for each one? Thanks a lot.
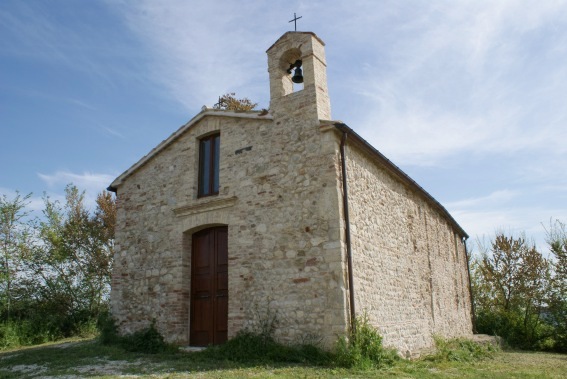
[173,196,238,217]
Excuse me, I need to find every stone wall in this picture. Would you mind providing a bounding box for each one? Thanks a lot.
[111,30,472,354]
[343,137,473,355]
[110,111,349,347]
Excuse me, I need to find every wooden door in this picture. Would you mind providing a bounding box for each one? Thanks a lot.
[190,226,228,346]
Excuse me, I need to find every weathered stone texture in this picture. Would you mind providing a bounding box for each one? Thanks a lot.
[110,31,472,353]
[268,32,331,123]
[343,139,473,354]
[111,110,348,347]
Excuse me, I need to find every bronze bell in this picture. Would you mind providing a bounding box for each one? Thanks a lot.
[292,66,303,84]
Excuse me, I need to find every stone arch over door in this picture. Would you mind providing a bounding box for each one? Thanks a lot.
[178,205,234,345]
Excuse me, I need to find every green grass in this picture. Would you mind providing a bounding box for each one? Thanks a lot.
[0,338,565,378]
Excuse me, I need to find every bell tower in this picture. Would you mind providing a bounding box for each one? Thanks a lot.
[266,32,331,123]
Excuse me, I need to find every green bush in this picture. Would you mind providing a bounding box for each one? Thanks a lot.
[97,311,121,346]
[203,330,331,365]
[0,320,56,350]
[425,336,498,363]
[476,309,555,351]
[334,313,398,369]
[122,320,173,354]
[97,314,174,354]
[0,322,21,349]
[199,304,330,365]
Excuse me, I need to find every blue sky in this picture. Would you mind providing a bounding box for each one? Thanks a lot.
[1,0,566,252]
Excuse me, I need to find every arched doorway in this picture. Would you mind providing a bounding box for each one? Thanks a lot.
[190,226,228,346]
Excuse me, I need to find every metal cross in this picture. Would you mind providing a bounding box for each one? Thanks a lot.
[289,12,302,31]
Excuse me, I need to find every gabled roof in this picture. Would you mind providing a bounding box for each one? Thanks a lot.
[107,108,272,191]
[326,121,469,239]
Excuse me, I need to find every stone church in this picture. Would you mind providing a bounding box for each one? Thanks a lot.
[108,31,473,354]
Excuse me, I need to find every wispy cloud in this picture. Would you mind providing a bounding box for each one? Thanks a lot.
[100,125,124,139]
[36,171,116,211]
[104,0,567,247]
[108,1,567,167]
[38,171,114,191]
[0,1,143,89]
[446,190,518,209]
[338,1,567,166]
[446,188,567,254]
[110,0,288,109]
[4,0,562,248]
[4,172,117,216]
[0,187,46,213]
[0,2,64,61]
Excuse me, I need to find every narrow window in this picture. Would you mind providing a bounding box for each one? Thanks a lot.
[198,133,220,197]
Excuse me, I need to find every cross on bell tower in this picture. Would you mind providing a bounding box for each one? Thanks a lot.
[288,13,302,31]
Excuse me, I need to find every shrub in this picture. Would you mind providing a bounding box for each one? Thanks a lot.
[0,322,21,350]
[334,313,398,369]
[201,306,330,365]
[203,328,331,365]
[97,314,173,354]
[475,308,554,350]
[122,321,172,354]
[0,320,55,350]
[424,336,498,363]
[97,311,121,346]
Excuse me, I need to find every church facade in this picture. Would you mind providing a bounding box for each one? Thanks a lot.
[108,31,473,354]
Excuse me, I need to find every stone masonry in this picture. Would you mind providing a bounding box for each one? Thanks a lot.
[109,31,473,355]
[340,133,473,354]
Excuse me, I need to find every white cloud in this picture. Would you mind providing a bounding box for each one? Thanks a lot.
[106,0,567,166]
[37,171,115,210]
[446,190,518,209]
[109,0,288,109]
[2,0,565,254]
[0,1,138,89]
[38,171,114,191]
[100,126,124,139]
[340,0,567,166]
[0,187,46,213]
[446,189,567,255]
[103,0,567,245]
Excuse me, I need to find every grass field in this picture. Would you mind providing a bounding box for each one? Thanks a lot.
[0,338,565,378]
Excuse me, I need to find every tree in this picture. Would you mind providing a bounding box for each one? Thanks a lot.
[25,185,116,335]
[472,234,551,349]
[547,219,567,289]
[213,92,258,111]
[546,220,567,352]
[0,192,31,320]
[90,190,116,309]
[0,186,117,347]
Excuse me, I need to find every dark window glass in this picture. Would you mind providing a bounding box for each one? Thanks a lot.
[213,135,220,193]
[198,134,220,197]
